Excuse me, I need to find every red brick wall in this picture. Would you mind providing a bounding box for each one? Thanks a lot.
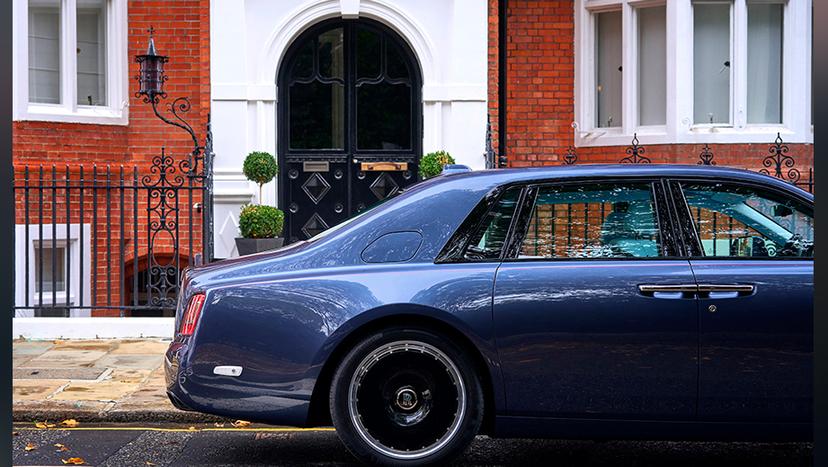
[13,0,210,316]
[489,0,814,175]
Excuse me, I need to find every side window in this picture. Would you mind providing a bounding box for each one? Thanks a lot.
[463,186,522,260]
[681,182,814,258]
[519,183,662,259]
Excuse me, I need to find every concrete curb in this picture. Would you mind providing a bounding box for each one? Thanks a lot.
[13,403,231,424]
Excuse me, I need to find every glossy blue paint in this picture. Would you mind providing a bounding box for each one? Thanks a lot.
[691,260,813,422]
[165,165,812,440]
[493,260,699,419]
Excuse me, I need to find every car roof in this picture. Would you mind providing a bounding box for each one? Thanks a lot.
[432,164,813,200]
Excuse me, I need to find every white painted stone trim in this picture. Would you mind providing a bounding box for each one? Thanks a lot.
[13,317,175,340]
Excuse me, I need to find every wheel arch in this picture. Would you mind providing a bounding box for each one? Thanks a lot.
[306,308,499,434]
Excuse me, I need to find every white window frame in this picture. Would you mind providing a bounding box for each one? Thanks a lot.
[15,224,92,317]
[574,0,813,146]
[12,0,128,125]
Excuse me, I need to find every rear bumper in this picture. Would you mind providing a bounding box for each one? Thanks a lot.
[164,339,314,426]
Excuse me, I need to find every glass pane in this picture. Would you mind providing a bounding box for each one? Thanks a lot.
[317,28,344,80]
[638,6,666,126]
[356,28,381,79]
[520,184,661,259]
[386,40,409,79]
[290,40,314,79]
[289,81,344,149]
[28,1,61,104]
[747,3,783,124]
[596,10,622,128]
[34,246,66,293]
[357,82,411,149]
[464,187,522,260]
[682,183,814,258]
[694,3,731,124]
[77,0,107,106]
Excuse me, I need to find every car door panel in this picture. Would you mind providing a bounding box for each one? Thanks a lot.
[494,260,699,419]
[670,179,814,422]
[492,180,699,420]
[690,260,813,421]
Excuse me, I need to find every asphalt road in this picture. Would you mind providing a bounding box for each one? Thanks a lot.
[12,424,812,466]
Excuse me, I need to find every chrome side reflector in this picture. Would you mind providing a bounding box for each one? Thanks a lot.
[213,366,243,377]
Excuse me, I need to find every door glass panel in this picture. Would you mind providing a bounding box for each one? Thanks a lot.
[464,187,522,260]
[520,183,661,259]
[287,27,345,150]
[291,40,314,79]
[386,41,409,79]
[682,183,813,258]
[356,28,381,79]
[289,81,345,149]
[318,28,344,80]
[694,2,731,124]
[356,83,411,149]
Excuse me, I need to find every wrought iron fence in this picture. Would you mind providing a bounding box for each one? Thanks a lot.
[14,148,212,318]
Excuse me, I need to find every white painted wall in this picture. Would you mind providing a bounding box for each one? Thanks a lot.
[210,0,489,258]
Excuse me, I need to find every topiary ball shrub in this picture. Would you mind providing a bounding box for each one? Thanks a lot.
[243,151,279,201]
[238,204,284,239]
[419,150,455,180]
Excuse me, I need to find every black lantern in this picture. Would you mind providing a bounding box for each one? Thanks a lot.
[135,27,169,103]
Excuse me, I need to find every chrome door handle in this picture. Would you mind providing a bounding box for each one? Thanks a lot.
[697,284,755,299]
[638,284,699,294]
[638,284,699,299]
[696,284,755,293]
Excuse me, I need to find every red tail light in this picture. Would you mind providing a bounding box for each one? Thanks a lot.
[180,293,206,336]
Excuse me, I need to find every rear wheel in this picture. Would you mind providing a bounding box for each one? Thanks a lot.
[329,327,483,465]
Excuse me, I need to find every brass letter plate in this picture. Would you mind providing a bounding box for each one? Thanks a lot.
[302,161,330,172]
[361,162,408,172]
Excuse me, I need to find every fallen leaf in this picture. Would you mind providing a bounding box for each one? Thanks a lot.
[24,442,37,451]
[54,443,70,452]
[60,419,80,428]
[61,458,85,465]
[213,422,225,428]
[35,421,56,429]
[146,462,156,466]
[12,431,18,436]
[232,420,251,428]
[187,426,196,431]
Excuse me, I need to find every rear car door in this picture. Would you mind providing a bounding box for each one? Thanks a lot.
[492,179,699,419]
[669,179,813,422]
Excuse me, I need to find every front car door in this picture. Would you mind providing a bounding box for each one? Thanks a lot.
[493,179,699,419]
[669,179,813,423]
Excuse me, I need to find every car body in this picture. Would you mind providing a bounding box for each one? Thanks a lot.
[165,165,813,463]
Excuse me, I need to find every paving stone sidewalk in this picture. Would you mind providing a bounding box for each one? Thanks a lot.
[13,338,226,423]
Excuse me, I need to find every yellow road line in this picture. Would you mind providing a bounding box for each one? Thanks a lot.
[14,426,336,433]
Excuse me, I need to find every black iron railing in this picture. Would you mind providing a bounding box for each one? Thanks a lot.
[14,151,211,317]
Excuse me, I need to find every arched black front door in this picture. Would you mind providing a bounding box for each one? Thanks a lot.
[278,19,422,243]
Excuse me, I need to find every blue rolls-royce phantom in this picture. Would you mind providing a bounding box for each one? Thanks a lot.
[166,165,813,465]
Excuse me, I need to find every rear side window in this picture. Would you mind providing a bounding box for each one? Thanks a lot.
[519,183,662,259]
[680,182,814,258]
[463,186,522,260]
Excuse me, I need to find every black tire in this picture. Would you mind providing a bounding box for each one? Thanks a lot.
[329,326,484,466]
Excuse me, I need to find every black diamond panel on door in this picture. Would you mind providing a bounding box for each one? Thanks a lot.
[351,162,418,215]
[284,160,348,243]
[302,213,330,238]
[302,173,331,204]
[369,172,399,200]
